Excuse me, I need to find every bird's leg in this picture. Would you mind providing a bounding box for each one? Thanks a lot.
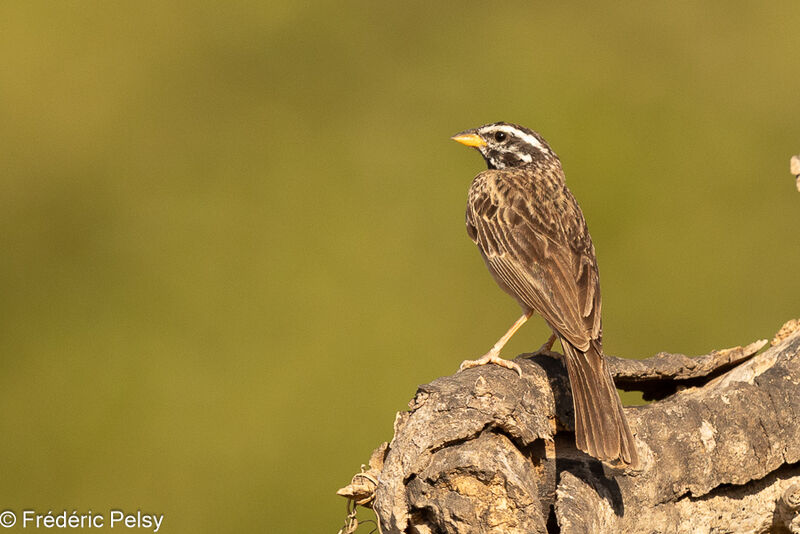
[459,311,533,377]
[532,332,558,356]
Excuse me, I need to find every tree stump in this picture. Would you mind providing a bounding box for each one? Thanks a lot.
[338,320,800,533]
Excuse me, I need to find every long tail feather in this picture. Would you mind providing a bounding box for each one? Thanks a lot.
[561,340,640,467]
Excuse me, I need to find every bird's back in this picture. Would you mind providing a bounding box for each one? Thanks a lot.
[466,165,602,350]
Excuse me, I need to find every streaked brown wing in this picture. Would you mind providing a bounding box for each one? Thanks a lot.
[466,169,601,350]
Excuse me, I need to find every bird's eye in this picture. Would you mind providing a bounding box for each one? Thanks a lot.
[494,131,507,142]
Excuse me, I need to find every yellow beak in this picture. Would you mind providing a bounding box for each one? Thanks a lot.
[451,132,486,148]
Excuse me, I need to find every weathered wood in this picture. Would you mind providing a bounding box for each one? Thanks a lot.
[604,339,765,400]
[338,321,800,533]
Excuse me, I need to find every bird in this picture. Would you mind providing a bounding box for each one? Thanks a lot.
[452,122,639,468]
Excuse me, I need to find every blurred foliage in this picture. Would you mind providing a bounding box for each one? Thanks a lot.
[0,1,799,532]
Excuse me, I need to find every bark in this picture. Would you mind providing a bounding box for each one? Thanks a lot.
[338,319,800,534]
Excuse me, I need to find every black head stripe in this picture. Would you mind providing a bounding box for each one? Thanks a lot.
[476,123,553,170]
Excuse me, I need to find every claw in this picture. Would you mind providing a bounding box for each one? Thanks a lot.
[459,351,523,377]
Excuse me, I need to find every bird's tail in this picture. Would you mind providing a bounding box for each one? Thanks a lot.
[561,340,640,468]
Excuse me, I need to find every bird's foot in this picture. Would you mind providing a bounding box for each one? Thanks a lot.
[531,333,558,357]
[459,351,523,377]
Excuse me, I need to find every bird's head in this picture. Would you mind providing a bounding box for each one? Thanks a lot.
[451,122,555,170]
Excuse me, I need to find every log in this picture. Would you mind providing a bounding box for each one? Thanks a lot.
[337,320,800,533]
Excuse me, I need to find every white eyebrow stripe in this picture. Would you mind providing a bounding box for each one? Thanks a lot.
[481,124,546,151]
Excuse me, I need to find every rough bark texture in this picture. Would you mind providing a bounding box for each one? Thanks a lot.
[338,320,800,533]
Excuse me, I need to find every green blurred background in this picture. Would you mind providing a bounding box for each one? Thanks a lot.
[1,2,798,532]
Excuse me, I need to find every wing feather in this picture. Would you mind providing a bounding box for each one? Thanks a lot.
[466,169,601,350]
